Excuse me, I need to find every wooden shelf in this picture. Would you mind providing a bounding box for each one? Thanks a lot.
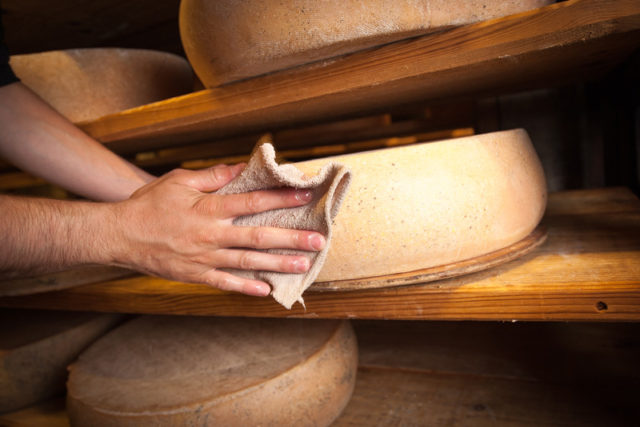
[1,187,639,321]
[3,320,639,426]
[77,0,640,154]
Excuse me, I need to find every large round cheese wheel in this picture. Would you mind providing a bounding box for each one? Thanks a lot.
[0,310,123,413]
[295,129,547,282]
[10,49,194,123]
[180,0,553,87]
[67,316,358,426]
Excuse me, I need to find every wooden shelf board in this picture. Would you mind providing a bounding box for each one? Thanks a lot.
[76,0,640,154]
[334,321,640,425]
[3,321,639,426]
[1,187,639,321]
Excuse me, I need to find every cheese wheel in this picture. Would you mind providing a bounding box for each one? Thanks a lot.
[10,49,194,123]
[180,0,553,87]
[0,310,123,413]
[294,129,547,282]
[67,317,358,426]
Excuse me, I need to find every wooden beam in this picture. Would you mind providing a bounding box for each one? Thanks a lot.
[77,0,640,153]
[1,187,639,321]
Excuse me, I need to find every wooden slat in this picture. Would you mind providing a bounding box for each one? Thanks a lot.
[0,397,69,427]
[77,0,640,153]
[335,320,640,425]
[0,187,639,321]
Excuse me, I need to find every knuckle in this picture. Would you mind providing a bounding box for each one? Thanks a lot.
[211,195,232,216]
[251,228,269,248]
[217,277,233,291]
[238,251,257,270]
[168,168,187,180]
[292,231,303,248]
[217,275,242,292]
[244,193,264,213]
[208,165,231,184]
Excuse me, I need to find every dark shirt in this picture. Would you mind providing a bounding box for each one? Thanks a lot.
[0,10,19,87]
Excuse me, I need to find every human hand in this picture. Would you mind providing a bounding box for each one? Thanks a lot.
[105,164,325,296]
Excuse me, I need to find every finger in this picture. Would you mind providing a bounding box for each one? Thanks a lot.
[201,270,271,297]
[215,249,311,273]
[219,188,313,218]
[219,226,326,251]
[176,163,246,192]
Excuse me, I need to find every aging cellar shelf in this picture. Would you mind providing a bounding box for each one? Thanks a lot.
[2,321,640,425]
[75,0,640,154]
[1,188,639,321]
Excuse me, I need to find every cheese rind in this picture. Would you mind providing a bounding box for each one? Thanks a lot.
[10,49,194,123]
[0,310,123,413]
[67,316,358,426]
[293,129,547,282]
[180,0,553,87]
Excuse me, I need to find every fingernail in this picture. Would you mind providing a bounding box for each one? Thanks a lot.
[231,163,246,176]
[295,190,313,202]
[309,234,325,251]
[254,283,271,297]
[292,257,310,273]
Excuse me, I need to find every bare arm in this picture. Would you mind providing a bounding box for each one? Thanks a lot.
[0,165,326,296]
[0,82,153,201]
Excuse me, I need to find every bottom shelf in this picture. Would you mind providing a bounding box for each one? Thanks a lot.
[2,320,639,426]
[337,321,640,426]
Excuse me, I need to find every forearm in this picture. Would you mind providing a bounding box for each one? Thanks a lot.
[0,82,153,201]
[0,194,116,279]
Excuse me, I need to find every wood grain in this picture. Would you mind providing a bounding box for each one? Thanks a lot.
[0,188,638,321]
[0,397,69,427]
[75,0,640,153]
[0,266,135,297]
[333,320,640,425]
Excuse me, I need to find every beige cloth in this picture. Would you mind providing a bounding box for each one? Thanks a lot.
[218,136,351,309]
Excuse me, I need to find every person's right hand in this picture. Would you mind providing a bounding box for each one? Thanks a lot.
[104,164,326,297]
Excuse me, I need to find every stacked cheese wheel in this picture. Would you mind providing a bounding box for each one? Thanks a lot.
[299,129,547,282]
[10,48,194,122]
[67,316,358,426]
[180,0,553,87]
[0,310,122,413]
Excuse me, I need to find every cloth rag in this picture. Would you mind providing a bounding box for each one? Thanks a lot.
[217,136,351,309]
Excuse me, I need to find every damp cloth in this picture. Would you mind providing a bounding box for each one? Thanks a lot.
[217,136,352,309]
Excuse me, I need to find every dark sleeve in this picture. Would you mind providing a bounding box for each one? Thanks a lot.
[1,11,19,87]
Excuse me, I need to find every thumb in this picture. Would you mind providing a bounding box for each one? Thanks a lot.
[181,163,246,192]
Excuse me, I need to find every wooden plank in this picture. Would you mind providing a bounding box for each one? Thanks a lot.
[0,188,638,321]
[351,320,640,383]
[335,366,639,426]
[0,172,46,191]
[335,320,640,425]
[0,397,69,427]
[76,0,640,153]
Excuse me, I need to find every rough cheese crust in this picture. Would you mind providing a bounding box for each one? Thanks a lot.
[67,317,358,426]
[294,129,547,282]
[0,310,122,413]
[9,49,193,122]
[180,0,553,87]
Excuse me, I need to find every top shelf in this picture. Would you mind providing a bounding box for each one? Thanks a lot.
[78,0,640,154]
